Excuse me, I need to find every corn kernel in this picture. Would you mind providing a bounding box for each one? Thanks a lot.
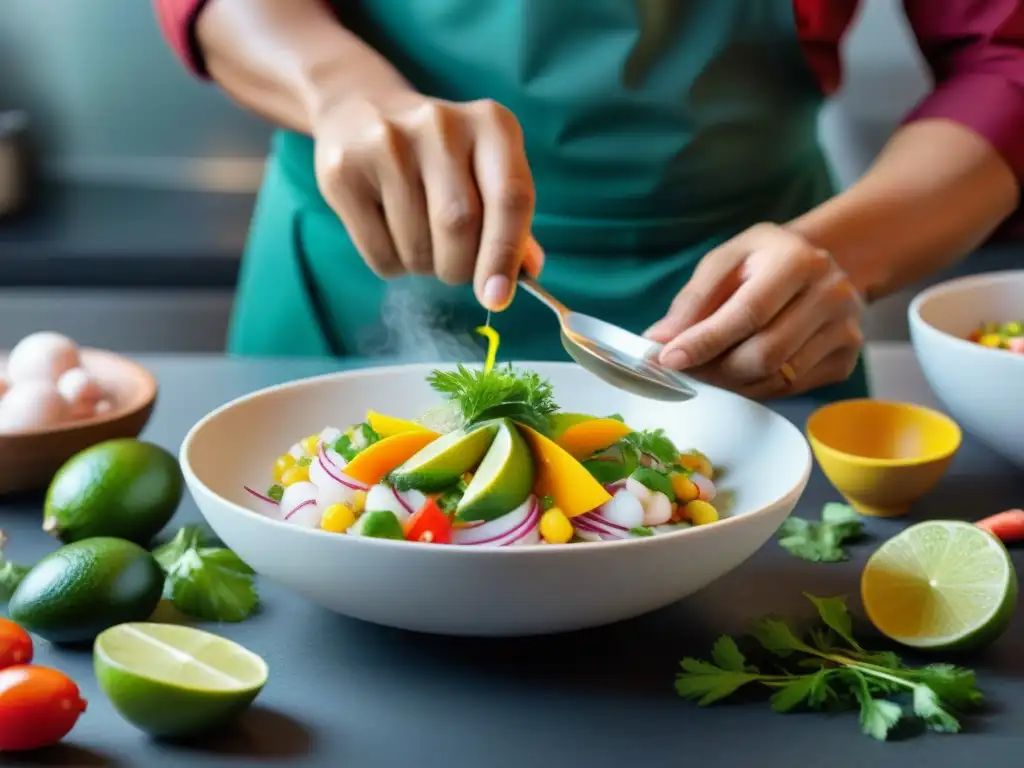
[539,507,573,544]
[301,434,320,455]
[280,465,310,486]
[273,453,296,482]
[321,503,357,533]
[350,489,367,514]
[679,452,713,479]
[684,500,719,526]
[979,333,1004,349]
[670,473,699,503]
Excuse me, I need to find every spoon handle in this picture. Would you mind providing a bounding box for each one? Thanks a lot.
[517,275,570,318]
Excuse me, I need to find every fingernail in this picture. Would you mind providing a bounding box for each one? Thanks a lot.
[483,275,511,310]
[660,346,690,370]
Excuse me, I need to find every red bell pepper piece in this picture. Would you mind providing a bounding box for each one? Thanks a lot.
[404,498,452,544]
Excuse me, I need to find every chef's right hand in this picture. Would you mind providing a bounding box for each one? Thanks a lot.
[312,91,544,311]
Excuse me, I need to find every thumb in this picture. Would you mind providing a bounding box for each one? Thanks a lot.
[521,235,545,277]
[644,245,744,343]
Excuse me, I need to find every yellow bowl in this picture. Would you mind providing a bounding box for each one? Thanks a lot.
[806,399,961,518]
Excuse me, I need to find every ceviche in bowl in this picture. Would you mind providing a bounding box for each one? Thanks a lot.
[181,361,812,636]
[244,364,722,547]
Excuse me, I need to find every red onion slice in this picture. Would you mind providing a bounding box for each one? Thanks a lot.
[285,499,316,521]
[573,514,629,540]
[452,496,535,546]
[497,501,541,546]
[577,510,629,533]
[244,486,279,506]
[317,449,368,491]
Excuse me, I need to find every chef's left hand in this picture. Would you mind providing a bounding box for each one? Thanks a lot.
[644,223,865,399]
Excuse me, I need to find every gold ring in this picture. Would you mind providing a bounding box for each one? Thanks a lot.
[779,362,797,385]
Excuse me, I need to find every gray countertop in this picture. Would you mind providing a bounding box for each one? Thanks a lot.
[2,349,1023,768]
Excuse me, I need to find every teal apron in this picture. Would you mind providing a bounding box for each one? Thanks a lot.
[228,0,870,401]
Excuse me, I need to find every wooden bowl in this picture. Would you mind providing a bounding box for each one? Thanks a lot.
[0,349,157,496]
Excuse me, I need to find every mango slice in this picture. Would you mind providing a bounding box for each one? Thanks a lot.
[517,424,611,517]
[555,418,634,459]
[344,431,439,485]
[366,410,439,440]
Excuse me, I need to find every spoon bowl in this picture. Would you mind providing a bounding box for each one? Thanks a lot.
[518,276,697,402]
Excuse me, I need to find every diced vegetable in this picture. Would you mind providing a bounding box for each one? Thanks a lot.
[280,465,310,486]
[679,451,713,479]
[320,503,357,533]
[358,510,406,540]
[683,499,719,526]
[404,499,452,544]
[273,454,296,482]
[539,507,573,544]
[670,472,699,503]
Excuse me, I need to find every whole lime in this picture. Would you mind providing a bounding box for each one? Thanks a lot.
[44,439,183,546]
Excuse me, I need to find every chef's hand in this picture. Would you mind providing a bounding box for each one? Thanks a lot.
[312,91,544,311]
[644,223,865,399]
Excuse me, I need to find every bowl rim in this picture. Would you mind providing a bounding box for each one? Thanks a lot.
[180,360,813,557]
[0,348,158,439]
[908,270,1024,365]
[805,398,962,468]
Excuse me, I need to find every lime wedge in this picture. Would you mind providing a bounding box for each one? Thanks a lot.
[861,520,1018,651]
[94,622,268,738]
[456,420,534,522]
[391,422,498,492]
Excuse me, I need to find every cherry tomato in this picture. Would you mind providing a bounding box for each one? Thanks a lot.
[0,618,33,669]
[0,665,87,751]
[404,498,452,544]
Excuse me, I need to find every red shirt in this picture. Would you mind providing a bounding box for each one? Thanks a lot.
[155,0,1024,226]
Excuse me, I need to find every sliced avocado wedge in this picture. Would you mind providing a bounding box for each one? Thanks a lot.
[390,422,499,492]
[455,420,535,523]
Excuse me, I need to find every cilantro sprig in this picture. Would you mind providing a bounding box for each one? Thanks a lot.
[675,593,983,740]
[427,364,558,433]
[153,525,259,622]
[621,428,681,468]
[776,503,865,562]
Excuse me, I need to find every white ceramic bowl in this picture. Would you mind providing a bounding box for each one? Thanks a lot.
[180,362,812,637]
[909,270,1024,468]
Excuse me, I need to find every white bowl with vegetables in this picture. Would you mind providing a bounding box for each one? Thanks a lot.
[180,362,812,636]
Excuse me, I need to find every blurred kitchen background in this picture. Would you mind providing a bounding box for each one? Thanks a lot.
[0,0,1019,354]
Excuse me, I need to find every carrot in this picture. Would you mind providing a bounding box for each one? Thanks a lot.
[976,509,1024,543]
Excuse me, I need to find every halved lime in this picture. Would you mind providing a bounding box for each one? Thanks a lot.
[94,622,268,738]
[861,520,1018,651]
[390,422,498,492]
[456,419,534,522]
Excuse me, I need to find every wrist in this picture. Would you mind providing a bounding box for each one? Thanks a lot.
[293,38,416,133]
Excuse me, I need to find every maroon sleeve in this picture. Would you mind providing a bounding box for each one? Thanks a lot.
[791,0,859,96]
[901,1,1024,184]
[153,0,213,78]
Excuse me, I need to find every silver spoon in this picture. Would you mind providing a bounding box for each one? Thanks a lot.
[517,275,698,402]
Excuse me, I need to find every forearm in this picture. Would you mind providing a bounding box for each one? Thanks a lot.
[788,119,1019,303]
[196,0,414,133]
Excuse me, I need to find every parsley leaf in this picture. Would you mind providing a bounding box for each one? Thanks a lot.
[0,531,30,603]
[776,503,864,562]
[427,364,558,433]
[674,593,984,741]
[154,525,258,622]
[621,429,680,467]
[629,526,654,537]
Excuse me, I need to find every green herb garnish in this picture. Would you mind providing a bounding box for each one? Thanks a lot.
[630,526,654,537]
[0,531,30,603]
[427,364,558,433]
[622,429,680,467]
[267,484,284,503]
[630,467,676,501]
[436,480,468,514]
[540,495,556,511]
[776,503,864,563]
[296,456,312,468]
[154,526,259,622]
[675,593,983,740]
